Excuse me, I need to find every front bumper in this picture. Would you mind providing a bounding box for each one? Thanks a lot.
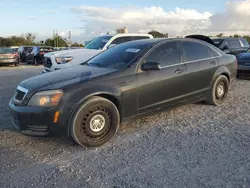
[9,98,70,137]
[0,59,17,64]
[237,66,250,77]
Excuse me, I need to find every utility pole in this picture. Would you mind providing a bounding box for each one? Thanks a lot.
[68,31,71,47]
[53,29,55,47]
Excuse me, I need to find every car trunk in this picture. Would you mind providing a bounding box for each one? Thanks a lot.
[0,54,13,59]
[185,35,215,46]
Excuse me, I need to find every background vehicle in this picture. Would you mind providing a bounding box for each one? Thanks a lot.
[212,37,249,55]
[18,46,33,62]
[0,47,20,66]
[10,38,236,147]
[10,46,19,52]
[26,46,53,65]
[236,49,250,77]
[42,33,153,73]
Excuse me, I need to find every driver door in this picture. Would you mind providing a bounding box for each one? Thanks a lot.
[136,41,186,114]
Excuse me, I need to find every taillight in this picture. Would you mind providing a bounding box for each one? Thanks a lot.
[235,59,238,69]
[10,53,18,58]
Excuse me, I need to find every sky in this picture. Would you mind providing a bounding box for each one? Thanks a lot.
[0,0,249,43]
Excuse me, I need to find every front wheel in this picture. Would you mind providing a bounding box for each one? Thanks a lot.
[206,75,229,106]
[70,96,120,147]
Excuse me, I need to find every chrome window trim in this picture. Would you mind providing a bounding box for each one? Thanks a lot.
[161,56,221,69]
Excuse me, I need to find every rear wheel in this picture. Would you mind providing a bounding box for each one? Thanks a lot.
[206,75,229,106]
[34,58,38,66]
[70,96,120,147]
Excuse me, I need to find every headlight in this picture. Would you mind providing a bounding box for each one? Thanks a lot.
[28,90,63,107]
[55,56,73,64]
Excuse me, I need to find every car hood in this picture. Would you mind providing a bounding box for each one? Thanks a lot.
[236,52,250,60]
[185,35,215,46]
[20,65,116,91]
[45,48,101,57]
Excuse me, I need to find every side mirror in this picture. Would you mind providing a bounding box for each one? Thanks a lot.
[108,44,116,49]
[141,62,161,71]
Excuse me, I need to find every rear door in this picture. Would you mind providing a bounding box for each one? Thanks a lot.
[180,40,220,98]
[137,41,186,114]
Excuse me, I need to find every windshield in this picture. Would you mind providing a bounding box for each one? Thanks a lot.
[212,39,224,47]
[0,48,14,54]
[87,42,150,69]
[84,36,112,50]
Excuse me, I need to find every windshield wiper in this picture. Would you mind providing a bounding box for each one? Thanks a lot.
[88,63,108,68]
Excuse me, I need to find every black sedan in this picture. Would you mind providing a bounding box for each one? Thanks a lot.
[9,38,237,147]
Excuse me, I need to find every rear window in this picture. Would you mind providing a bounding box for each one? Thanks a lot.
[0,48,14,54]
[40,47,53,52]
[24,47,33,52]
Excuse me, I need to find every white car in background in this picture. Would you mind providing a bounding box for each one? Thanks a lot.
[42,33,153,73]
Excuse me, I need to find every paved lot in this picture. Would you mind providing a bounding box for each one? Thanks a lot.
[0,66,250,188]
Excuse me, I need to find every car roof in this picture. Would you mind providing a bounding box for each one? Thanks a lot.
[101,33,153,37]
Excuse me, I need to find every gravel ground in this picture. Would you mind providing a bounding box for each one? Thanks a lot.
[0,66,250,188]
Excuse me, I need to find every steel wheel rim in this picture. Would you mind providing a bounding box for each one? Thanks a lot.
[89,114,106,132]
[216,82,226,99]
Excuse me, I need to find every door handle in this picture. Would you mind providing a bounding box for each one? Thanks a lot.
[210,61,216,65]
[174,69,184,74]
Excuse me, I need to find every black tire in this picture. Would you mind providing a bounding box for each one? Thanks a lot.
[14,61,19,66]
[206,75,229,106]
[70,96,120,147]
[34,58,38,66]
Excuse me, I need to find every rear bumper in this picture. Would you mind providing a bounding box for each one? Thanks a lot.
[9,98,71,137]
[0,59,17,64]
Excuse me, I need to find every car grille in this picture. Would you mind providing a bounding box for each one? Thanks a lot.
[237,60,250,66]
[15,89,26,101]
[14,86,28,103]
[26,125,49,132]
[43,57,52,68]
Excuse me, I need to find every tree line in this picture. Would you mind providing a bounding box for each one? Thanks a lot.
[1,31,250,48]
[0,33,83,47]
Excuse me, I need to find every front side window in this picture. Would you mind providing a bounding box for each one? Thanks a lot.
[87,42,150,69]
[146,42,180,67]
[84,36,113,50]
[183,41,217,62]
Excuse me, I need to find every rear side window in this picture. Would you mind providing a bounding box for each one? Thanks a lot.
[132,36,150,40]
[182,41,217,62]
[111,36,132,45]
[146,42,180,66]
[227,39,241,49]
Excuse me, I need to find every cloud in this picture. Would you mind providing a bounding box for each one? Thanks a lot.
[27,16,44,20]
[71,0,250,40]
[71,5,212,39]
[44,10,57,14]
